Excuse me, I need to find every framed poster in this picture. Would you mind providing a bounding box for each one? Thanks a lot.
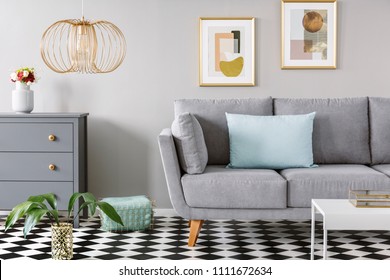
[199,17,255,86]
[281,0,337,69]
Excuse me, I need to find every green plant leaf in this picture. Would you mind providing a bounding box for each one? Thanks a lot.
[27,195,45,203]
[97,201,124,226]
[49,210,60,226]
[26,201,48,211]
[24,196,59,225]
[5,201,35,231]
[23,209,49,238]
[28,193,57,210]
[69,192,98,219]
[77,201,93,216]
[67,193,83,219]
[71,201,95,225]
[81,192,97,216]
[42,193,57,210]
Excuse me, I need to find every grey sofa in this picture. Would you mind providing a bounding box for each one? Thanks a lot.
[158,97,390,246]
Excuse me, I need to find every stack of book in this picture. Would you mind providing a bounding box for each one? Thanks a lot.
[349,190,390,208]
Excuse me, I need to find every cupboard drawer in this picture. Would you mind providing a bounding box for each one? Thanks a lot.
[0,153,73,181]
[0,123,73,152]
[0,182,73,210]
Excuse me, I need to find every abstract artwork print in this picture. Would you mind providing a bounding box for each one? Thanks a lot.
[199,18,255,86]
[281,0,337,69]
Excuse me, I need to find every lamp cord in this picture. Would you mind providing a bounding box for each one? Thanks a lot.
[81,0,84,19]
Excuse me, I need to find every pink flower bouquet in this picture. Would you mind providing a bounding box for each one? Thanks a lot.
[10,67,38,85]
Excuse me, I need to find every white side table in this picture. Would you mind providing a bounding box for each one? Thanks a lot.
[311,199,390,260]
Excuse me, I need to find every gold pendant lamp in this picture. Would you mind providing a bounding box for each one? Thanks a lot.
[40,0,126,74]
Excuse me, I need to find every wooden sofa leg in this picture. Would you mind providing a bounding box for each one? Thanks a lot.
[188,220,204,247]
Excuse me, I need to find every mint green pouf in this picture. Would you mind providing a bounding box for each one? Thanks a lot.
[100,195,153,232]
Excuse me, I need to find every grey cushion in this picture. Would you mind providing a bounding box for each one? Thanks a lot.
[369,97,390,164]
[171,113,208,174]
[371,164,390,177]
[181,165,287,209]
[280,164,390,207]
[274,98,370,164]
[174,98,273,164]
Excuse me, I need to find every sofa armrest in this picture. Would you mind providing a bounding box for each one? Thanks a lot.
[158,128,190,218]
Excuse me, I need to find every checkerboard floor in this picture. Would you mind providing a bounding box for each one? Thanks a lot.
[1,216,390,260]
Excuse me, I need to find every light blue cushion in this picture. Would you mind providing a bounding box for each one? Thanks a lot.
[226,112,316,169]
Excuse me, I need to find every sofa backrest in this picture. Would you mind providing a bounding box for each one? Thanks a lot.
[174,98,273,164]
[274,97,371,164]
[369,97,390,164]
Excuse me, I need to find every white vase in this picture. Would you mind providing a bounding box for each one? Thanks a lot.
[12,82,34,113]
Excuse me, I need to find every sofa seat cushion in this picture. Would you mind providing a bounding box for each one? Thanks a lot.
[280,164,390,208]
[274,98,370,164]
[369,98,390,164]
[181,165,287,209]
[371,164,390,177]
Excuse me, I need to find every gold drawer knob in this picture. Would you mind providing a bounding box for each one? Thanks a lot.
[49,164,56,171]
[48,134,56,141]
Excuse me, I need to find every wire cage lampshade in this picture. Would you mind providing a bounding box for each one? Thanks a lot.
[40,7,126,74]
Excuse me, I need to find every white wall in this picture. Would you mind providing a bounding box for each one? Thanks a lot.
[1,0,389,208]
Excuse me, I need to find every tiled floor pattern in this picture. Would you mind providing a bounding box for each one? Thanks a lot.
[1,216,390,260]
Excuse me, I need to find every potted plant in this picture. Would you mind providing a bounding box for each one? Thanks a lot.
[4,192,124,260]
